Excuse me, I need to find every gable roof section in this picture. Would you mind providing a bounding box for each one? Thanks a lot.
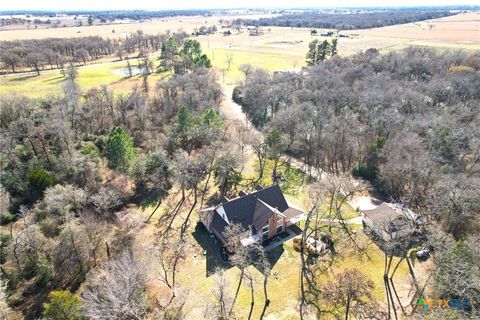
[221,185,290,231]
[252,199,276,231]
[362,203,405,225]
[254,185,289,212]
[211,211,229,242]
[222,193,259,231]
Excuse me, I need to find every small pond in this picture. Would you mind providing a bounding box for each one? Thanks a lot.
[113,66,146,76]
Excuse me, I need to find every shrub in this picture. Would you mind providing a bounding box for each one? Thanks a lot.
[43,290,83,320]
[352,165,377,181]
[0,212,15,225]
[80,141,100,157]
[39,217,61,238]
[35,255,53,287]
[0,232,11,264]
[27,168,56,193]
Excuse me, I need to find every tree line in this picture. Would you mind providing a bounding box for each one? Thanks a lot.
[0,31,187,74]
[234,9,455,30]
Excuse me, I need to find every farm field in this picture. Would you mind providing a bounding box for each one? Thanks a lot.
[1,12,478,97]
[0,13,278,39]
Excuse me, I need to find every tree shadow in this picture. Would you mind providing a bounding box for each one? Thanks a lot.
[9,74,39,81]
[43,75,65,84]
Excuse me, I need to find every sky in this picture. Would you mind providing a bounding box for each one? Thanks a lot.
[0,0,478,11]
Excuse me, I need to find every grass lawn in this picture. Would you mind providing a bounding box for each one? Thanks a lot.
[242,158,313,197]
[208,47,303,85]
[0,58,170,98]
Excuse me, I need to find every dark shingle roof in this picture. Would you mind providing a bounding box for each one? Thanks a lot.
[221,185,289,232]
[254,184,264,191]
[211,211,229,241]
[252,199,275,231]
[253,185,289,212]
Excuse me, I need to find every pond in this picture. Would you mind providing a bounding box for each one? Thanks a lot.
[113,66,146,76]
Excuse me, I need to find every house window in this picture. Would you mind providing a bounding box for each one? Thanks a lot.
[262,226,269,241]
[276,225,283,234]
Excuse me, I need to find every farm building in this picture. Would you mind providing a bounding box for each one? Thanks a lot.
[246,25,262,36]
[361,203,420,242]
[199,185,304,250]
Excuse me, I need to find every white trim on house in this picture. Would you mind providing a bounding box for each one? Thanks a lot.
[288,213,306,225]
[216,206,229,224]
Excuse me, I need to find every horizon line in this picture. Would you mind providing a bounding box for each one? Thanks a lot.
[1,5,479,13]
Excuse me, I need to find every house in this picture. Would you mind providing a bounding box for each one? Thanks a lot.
[361,203,419,242]
[320,31,334,37]
[199,185,304,249]
[246,26,262,36]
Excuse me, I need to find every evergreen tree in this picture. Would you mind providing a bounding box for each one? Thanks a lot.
[306,39,319,66]
[106,127,135,170]
[318,40,330,62]
[172,106,194,151]
[180,39,212,69]
[306,39,337,65]
[265,128,285,181]
[330,38,338,56]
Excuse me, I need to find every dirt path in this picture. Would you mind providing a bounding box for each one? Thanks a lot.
[220,84,260,135]
[220,84,380,210]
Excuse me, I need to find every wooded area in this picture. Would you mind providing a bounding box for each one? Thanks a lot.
[234,48,480,221]
[234,10,455,30]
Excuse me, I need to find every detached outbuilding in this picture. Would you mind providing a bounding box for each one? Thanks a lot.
[362,203,421,242]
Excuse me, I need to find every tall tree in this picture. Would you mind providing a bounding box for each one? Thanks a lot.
[265,128,285,182]
[180,39,211,71]
[43,290,83,320]
[106,127,136,171]
[82,252,149,320]
[322,269,379,320]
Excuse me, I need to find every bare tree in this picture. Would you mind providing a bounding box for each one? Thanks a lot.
[211,268,235,320]
[226,53,233,71]
[239,64,253,82]
[82,251,149,319]
[224,223,250,315]
[241,242,272,320]
[53,219,90,287]
[155,231,187,302]
[322,269,381,320]
[0,272,12,319]
[110,210,144,256]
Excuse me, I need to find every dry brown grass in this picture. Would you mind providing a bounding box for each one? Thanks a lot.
[0,13,277,40]
[355,12,480,48]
